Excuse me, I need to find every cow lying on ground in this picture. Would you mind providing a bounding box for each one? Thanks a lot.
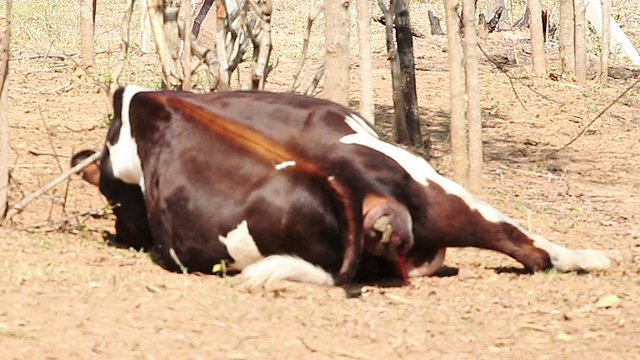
[72,86,611,288]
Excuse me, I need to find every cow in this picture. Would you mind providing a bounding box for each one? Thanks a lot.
[72,86,611,288]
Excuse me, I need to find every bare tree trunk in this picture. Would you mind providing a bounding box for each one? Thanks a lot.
[574,0,587,84]
[487,0,511,31]
[163,1,181,64]
[250,0,273,90]
[324,0,350,106]
[148,0,181,88]
[599,0,611,83]
[378,0,408,143]
[0,1,11,219]
[356,0,374,124]
[463,0,482,194]
[445,0,468,187]
[394,0,422,146]
[559,0,575,77]
[214,0,230,90]
[79,0,96,67]
[140,0,154,53]
[528,0,547,77]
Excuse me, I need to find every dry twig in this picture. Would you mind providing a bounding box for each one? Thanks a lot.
[543,78,640,158]
[305,64,324,96]
[288,0,319,92]
[38,110,64,173]
[109,0,135,98]
[17,208,108,231]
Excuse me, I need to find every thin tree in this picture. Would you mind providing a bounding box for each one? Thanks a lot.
[140,0,153,53]
[445,0,468,187]
[0,0,11,219]
[394,0,422,146]
[528,0,547,77]
[559,0,575,77]
[79,0,96,67]
[147,0,181,89]
[324,0,350,105]
[378,0,409,143]
[356,0,374,123]
[599,0,611,83]
[463,0,482,194]
[574,0,587,84]
[182,0,192,90]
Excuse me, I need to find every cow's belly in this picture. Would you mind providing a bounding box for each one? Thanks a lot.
[147,168,344,275]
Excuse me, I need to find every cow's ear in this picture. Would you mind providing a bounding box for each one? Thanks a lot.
[71,150,101,187]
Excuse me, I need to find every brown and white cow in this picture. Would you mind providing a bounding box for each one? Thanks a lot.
[72,86,611,288]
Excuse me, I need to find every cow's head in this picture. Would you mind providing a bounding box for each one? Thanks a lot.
[71,87,153,251]
[70,149,101,186]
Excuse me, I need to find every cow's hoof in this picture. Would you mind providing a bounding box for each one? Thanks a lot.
[550,249,612,272]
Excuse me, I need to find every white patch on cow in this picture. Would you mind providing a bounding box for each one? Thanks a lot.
[106,85,147,192]
[406,248,447,278]
[275,160,296,170]
[218,220,263,271]
[526,231,611,272]
[239,255,334,290]
[340,133,508,223]
[343,114,379,138]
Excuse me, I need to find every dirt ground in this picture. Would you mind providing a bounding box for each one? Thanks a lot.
[2,1,640,359]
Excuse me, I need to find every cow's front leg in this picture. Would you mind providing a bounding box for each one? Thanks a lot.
[405,248,447,277]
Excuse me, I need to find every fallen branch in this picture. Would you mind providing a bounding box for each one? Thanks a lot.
[3,150,102,226]
[542,78,640,158]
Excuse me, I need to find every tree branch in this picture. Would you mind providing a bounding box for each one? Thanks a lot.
[289,0,319,92]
